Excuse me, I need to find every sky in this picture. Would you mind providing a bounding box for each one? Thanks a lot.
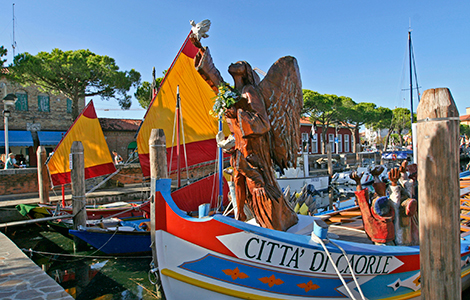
[0,1,469,120]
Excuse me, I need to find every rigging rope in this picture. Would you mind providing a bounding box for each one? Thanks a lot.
[310,232,366,300]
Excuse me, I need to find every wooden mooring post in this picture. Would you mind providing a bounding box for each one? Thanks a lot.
[327,144,333,178]
[37,145,49,204]
[149,129,167,297]
[356,143,362,167]
[417,88,460,299]
[71,141,87,251]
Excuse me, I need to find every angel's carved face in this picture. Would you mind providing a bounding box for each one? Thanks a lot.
[228,61,247,77]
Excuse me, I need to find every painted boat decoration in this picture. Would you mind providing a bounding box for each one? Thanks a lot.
[67,173,229,255]
[152,177,470,299]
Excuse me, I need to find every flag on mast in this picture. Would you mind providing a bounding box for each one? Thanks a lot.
[47,100,116,186]
[136,32,230,177]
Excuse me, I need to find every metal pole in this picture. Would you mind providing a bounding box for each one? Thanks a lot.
[218,118,223,210]
[176,86,181,188]
[409,30,414,124]
[4,113,8,157]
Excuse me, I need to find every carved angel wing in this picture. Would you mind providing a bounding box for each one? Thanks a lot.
[258,56,303,170]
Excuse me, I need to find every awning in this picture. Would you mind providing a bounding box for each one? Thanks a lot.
[0,130,34,147]
[38,131,66,146]
[128,141,137,149]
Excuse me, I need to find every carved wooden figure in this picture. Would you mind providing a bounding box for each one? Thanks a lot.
[351,170,395,245]
[190,33,302,231]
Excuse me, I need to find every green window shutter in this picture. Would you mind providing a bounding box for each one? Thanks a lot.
[15,93,28,111]
[38,95,50,112]
[66,99,72,113]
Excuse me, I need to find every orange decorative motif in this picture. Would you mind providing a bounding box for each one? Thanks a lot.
[258,275,284,288]
[222,267,249,281]
[413,275,420,287]
[297,280,320,292]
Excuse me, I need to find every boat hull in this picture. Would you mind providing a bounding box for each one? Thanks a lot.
[69,228,150,255]
[153,178,470,299]
[277,176,329,194]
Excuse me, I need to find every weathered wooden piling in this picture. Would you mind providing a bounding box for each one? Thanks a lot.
[417,88,460,299]
[356,143,362,167]
[327,144,333,177]
[36,145,50,204]
[70,141,87,251]
[149,129,167,296]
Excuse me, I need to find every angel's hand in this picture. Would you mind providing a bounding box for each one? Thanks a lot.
[189,34,203,49]
[388,168,400,186]
[225,107,237,119]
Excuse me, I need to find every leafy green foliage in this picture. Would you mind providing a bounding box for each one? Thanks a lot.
[211,84,240,117]
[0,46,7,67]
[6,49,141,120]
[461,124,470,138]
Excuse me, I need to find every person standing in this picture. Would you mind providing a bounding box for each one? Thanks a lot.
[112,150,123,165]
[4,153,19,169]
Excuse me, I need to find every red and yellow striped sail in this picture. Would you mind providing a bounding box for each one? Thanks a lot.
[47,101,116,186]
[137,33,230,177]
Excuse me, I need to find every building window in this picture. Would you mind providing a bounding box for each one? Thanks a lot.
[66,98,72,114]
[329,133,335,153]
[345,134,350,152]
[337,134,342,153]
[301,133,309,152]
[312,134,318,154]
[38,94,50,112]
[15,92,28,111]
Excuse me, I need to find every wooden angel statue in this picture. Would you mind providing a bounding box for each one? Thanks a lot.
[190,32,302,231]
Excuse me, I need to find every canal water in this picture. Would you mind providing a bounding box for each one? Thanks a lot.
[5,224,159,299]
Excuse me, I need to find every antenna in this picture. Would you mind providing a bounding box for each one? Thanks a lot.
[12,3,17,58]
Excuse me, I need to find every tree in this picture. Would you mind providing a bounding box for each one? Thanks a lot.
[367,106,393,150]
[6,49,141,120]
[338,99,379,153]
[302,90,342,154]
[134,69,166,109]
[391,107,412,146]
[0,46,7,67]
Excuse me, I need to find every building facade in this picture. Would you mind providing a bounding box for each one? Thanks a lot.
[299,118,359,154]
[99,118,141,162]
[0,73,85,166]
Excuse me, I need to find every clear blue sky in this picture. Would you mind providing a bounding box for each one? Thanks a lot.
[1,1,469,120]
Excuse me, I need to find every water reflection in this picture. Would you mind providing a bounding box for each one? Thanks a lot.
[6,226,157,299]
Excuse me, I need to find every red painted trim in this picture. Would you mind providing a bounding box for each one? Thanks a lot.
[51,162,116,186]
[50,100,97,154]
[156,190,241,257]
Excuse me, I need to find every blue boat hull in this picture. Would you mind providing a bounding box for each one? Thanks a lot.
[69,229,150,255]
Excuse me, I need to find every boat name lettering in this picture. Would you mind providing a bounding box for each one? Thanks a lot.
[309,252,392,275]
[245,237,305,269]
[244,237,393,274]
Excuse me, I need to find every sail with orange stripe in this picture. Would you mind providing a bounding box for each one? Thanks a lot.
[47,100,116,186]
[136,33,230,177]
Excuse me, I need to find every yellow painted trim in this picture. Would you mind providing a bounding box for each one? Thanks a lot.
[161,268,426,300]
[462,268,470,278]
[161,268,289,300]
